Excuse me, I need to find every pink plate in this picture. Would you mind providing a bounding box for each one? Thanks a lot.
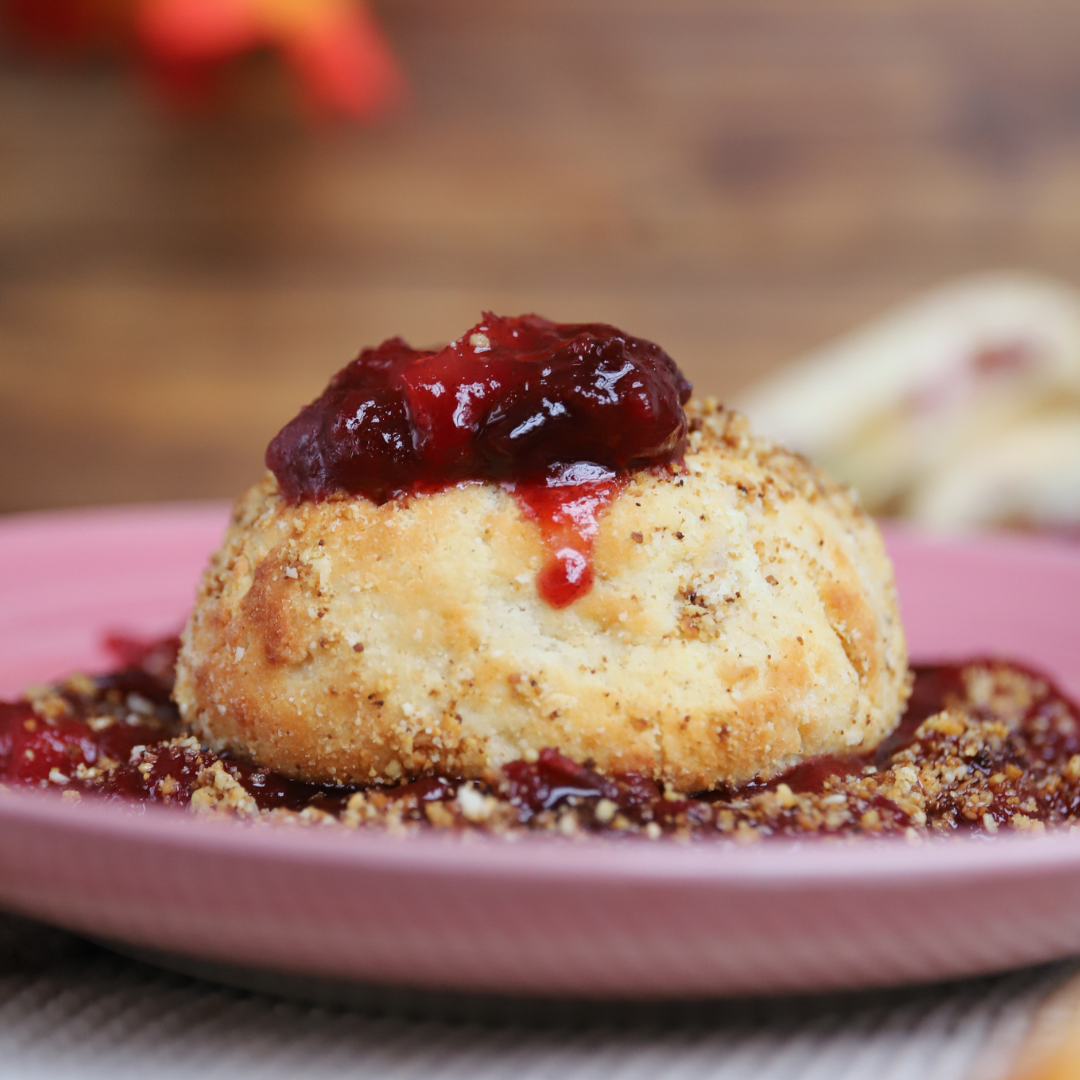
[0,504,1079,998]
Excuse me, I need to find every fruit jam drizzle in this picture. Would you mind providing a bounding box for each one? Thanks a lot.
[265,314,693,608]
[4,636,1080,841]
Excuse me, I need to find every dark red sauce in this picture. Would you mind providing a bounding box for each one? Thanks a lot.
[266,314,692,607]
[510,467,625,607]
[5,640,1080,840]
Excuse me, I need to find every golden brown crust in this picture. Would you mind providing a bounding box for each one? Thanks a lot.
[174,401,909,791]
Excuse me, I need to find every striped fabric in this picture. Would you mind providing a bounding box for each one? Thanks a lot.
[0,915,1067,1080]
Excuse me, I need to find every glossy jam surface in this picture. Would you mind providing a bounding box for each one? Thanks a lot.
[6,640,1080,841]
[267,314,692,504]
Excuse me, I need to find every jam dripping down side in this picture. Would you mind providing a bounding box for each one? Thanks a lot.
[265,313,692,607]
[508,466,625,608]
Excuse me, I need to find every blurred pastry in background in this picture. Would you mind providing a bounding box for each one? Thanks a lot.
[737,273,1080,535]
[995,971,1080,1080]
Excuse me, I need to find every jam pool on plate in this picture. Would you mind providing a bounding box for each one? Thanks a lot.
[4,635,1080,841]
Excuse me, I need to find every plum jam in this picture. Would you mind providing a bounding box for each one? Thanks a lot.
[266,314,692,607]
[5,639,1080,841]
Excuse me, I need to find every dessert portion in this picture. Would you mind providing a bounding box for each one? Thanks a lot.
[174,314,908,793]
[737,273,1080,533]
[4,310,1079,845]
[3,643,1078,843]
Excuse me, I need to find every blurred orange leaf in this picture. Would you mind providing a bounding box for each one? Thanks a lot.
[3,0,407,120]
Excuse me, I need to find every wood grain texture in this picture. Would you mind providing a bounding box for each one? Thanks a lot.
[4,0,1080,511]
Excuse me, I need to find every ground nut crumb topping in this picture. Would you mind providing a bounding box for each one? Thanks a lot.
[2,638,1078,843]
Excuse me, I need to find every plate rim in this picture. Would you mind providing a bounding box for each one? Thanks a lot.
[2,501,1080,890]
[2,783,1080,888]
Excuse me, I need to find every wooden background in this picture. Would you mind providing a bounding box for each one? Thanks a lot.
[5,0,1080,512]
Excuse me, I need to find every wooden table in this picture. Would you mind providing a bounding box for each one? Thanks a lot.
[4,0,1080,512]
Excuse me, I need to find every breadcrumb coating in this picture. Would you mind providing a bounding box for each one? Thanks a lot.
[174,402,909,791]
